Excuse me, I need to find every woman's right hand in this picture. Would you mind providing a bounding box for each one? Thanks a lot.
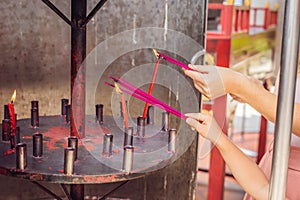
[184,65,240,100]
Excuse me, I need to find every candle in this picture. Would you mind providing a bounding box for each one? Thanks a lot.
[31,100,39,128]
[8,90,17,149]
[114,83,129,128]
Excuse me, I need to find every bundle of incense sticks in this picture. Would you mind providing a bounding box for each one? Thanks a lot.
[156,51,193,70]
[106,76,187,120]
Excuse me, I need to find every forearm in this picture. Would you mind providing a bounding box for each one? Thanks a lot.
[216,134,269,200]
[228,71,300,136]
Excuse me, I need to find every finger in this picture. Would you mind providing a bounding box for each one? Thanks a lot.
[188,64,210,73]
[185,70,207,85]
[186,117,205,133]
[185,113,208,122]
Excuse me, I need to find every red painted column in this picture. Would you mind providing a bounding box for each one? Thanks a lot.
[207,38,231,200]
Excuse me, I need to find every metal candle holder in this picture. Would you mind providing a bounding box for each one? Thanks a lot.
[4,105,9,120]
[168,129,177,153]
[33,133,43,157]
[16,143,27,170]
[124,127,133,146]
[161,112,170,132]
[64,147,75,175]
[95,104,104,124]
[137,116,145,137]
[102,134,113,157]
[61,98,69,116]
[122,145,134,172]
[68,136,78,160]
[31,108,39,128]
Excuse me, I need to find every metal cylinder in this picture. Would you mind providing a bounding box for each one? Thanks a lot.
[16,143,27,170]
[4,105,9,120]
[68,136,78,160]
[33,133,43,157]
[146,105,154,125]
[168,129,177,153]
[119,101,128,118]
[2,119,10,141]
[65,104,71,124]
[137,116,145,137]
[161,112,170,132]
[122,145,134,172]
[95,104,104,124]
[124,127,133,146]
[269,0,300,199]
[102,134,113,157]
[61,98,69,116]
[15,126,20,144]
[31,108,39,128]
[31,100,39,109]
[64,147,75,175]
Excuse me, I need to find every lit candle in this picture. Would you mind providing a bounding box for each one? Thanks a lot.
[8,90,17,149]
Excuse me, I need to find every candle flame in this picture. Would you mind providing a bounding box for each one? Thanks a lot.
[153,49,159,59]
[11,90,16,103]
[114,83,122,94]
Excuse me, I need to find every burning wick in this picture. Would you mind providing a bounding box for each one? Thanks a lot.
[8,90,17,149]
[142,49,160,119]
[115,83,129,128]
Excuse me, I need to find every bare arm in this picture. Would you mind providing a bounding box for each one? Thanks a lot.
[185,65,300,136]
[185,113,269,200]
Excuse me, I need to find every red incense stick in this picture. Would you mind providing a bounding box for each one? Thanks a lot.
[142,59,160,118]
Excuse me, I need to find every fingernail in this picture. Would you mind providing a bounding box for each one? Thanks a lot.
[191,127,196,131]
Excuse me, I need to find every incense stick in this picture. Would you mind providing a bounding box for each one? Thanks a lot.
[106,79,187,120]
[157,51,193,70]
[142,59,160,118]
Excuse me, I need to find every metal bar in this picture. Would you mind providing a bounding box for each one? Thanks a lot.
[70,184,84,200]
[41,0,71,26]
[71,0,87,138]
[32,181,63,200]
[269,0,300,199]
[99,180,129,200]
[81,0,108,27]
[60,184,72,200]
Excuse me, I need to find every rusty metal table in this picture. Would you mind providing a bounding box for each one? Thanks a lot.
[0,116,177,199]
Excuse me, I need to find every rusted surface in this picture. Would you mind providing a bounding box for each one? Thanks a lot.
[70,0,87,139]
[0,116,177,184]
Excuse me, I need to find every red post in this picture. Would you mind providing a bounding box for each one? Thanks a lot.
[234,9,239,32]
[263,7,269,29]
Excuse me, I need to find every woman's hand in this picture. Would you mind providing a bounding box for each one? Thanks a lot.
[184,65,241,100]
[185,112,222,144]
